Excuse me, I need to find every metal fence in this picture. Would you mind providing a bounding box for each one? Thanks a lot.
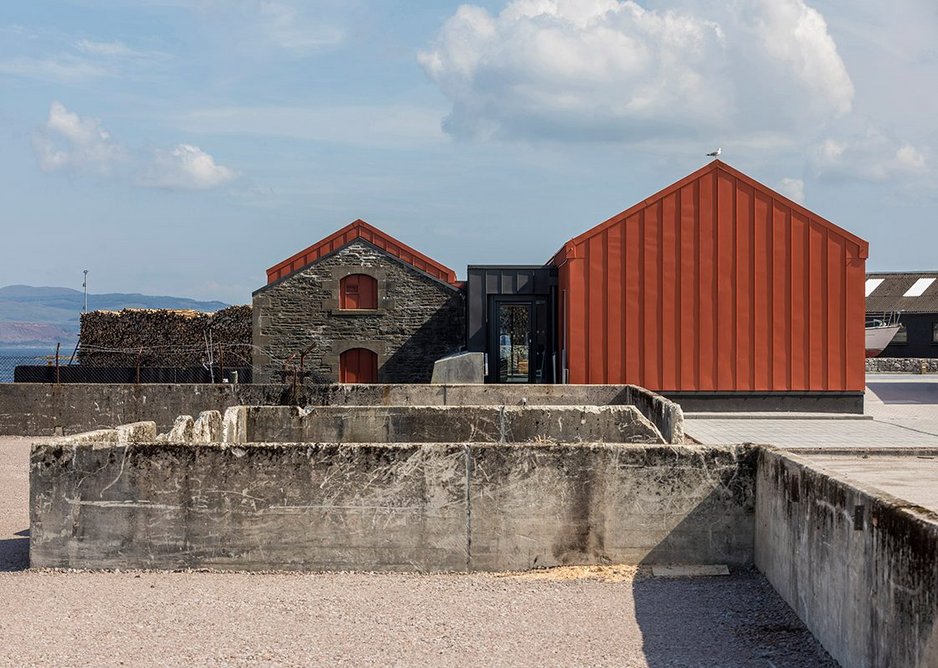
[1,343,257,384]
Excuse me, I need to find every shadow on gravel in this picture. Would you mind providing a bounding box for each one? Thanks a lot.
[0,531,29,572]
[631,482,837,666]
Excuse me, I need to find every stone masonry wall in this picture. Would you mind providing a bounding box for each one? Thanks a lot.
[252,242,465,383]
[866,357,938,373]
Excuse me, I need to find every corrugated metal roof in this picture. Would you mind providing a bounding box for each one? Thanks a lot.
[549,160,869,265]
[866,271,938,313]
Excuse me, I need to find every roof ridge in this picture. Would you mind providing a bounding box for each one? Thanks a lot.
[265,219,459,286]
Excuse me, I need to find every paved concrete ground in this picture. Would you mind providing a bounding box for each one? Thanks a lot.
[685,374,938,448]
[0,436,834,667]
[684,373,938,516]
[794,451,938,515]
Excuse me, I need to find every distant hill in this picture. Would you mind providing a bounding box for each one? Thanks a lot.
[0,285,230,347]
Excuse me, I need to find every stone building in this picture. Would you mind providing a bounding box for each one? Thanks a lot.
[252,219,465,383]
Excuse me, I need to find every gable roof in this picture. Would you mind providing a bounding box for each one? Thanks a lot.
[866,271,938,313]
[264,219,459,286]
[550,159,869,263]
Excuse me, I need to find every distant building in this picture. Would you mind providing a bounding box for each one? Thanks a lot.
[254,161,869,412]
[866,271,938,358]
[252,219,465,383]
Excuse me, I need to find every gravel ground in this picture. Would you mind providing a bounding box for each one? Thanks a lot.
[0,436,835,667]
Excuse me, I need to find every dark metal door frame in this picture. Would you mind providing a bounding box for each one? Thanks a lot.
[488,295,550,384]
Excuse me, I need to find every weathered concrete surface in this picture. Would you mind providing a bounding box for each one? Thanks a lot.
[431,352,484,384]
[191,410,222,444]
[30,442,755,572]
[31,442,469,572]
[0,383,684,443]
[0,383,301,436]
[469,444,757,570]
[789,448,938,514]
[167,415,194,442]
[755,449,938,668]
[224,405,665,445]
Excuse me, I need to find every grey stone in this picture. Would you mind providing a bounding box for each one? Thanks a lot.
[115,421,157,444]
[167,415,194,443]
[431,352,485,384]
[222,406,248,443]
[192,410,223,443]
[251,241,465,383]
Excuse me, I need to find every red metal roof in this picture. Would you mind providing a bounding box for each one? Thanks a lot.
[551,160,869,264]
[265,219,459,286]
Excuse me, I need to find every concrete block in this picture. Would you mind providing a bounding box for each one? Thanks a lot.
[192,410,223,443]
[651,565,729,577]
[431,352,484,384]
[167,415,194,443]
[756,449,938,668]
[29,441,758,573]
[503,405,664,444]
[467,444,757,571]
[30,442,469,572]
[115,421,157,444]
[58,428,118,446]
[244,405,663,444]
[222,406,248,443]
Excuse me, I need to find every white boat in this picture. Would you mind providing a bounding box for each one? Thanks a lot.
[865,313,901,358]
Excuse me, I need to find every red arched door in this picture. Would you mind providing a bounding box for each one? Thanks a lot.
[339,348,378,383]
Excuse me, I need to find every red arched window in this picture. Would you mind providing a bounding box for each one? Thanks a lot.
[340,274,378,310]
[340,348,378,383]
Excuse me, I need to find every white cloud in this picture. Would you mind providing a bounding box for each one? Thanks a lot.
[31,102,238,191]
[32,101,126,174]
[419,0,854,142]
[778,177,805,204]
[142,144,238,190]
[812,125,931,183]
[0,55,111,82]
[74,38,169,61]
[255,1,344,52]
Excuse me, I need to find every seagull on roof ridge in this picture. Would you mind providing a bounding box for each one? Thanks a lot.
[706,147,722,157]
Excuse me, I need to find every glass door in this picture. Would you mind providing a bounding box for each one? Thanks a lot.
[497,302,531,383]
[491,298,549,383]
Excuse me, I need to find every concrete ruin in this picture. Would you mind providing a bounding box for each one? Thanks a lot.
[24,387,938,668]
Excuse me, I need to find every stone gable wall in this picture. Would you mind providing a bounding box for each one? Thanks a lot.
[252,242,465,383]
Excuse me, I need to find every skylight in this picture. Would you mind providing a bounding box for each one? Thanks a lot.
[865,278,884,297]
[903,278,936,297]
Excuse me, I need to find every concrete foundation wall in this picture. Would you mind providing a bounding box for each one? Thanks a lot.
[1,383,684,443]
[229,405,664,444]
[30,442,755,571]
[0,383,298,436]
[755,449,938,668]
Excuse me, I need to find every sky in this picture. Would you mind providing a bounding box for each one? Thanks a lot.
[0,0,936,305]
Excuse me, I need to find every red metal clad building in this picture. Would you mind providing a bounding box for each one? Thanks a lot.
[550,160,868,411]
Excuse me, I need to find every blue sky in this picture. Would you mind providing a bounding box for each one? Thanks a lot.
[1,0,935,304]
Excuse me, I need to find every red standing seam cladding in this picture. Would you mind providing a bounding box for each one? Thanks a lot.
[550,161,868,392]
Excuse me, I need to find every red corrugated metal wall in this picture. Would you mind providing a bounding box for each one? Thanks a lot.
[552,162,868,392]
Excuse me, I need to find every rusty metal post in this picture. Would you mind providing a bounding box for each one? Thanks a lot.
[55,342,60,385]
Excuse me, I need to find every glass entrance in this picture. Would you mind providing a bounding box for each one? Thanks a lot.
[497,303,530,383]
[492,298,549,383]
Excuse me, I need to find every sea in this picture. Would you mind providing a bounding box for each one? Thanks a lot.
[0,345,74,383]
